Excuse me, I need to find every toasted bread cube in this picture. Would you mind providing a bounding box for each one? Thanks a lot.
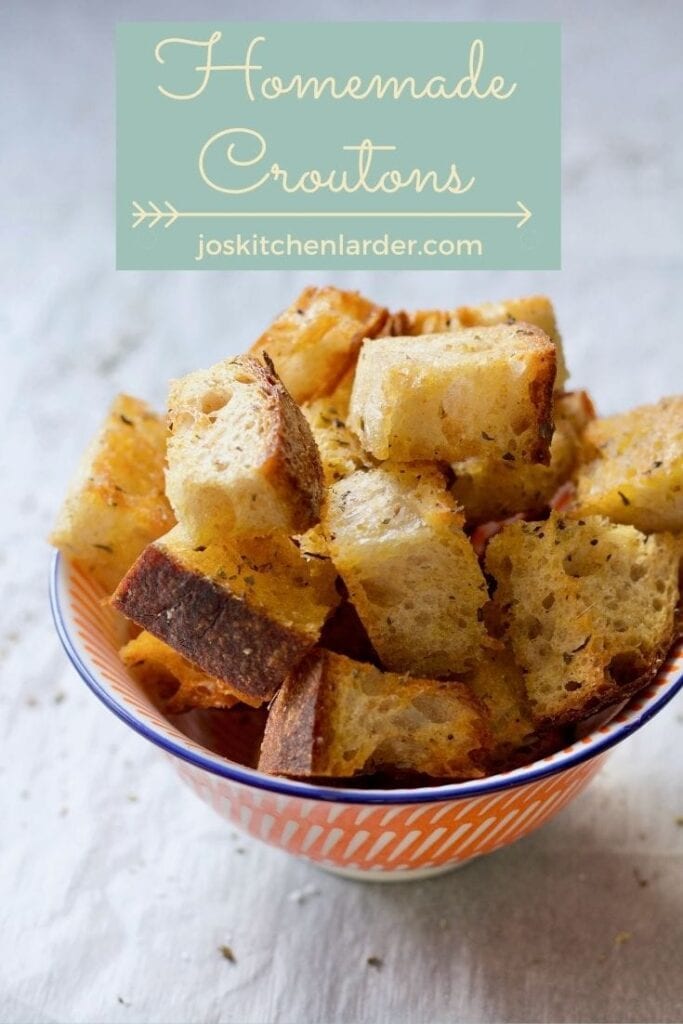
[485,514,679,725]
[302,370,372,484]
[348,325,556,465]
[573,396,683,533]
[112,525,340,705]
[50,395,175,594]
[386,295,568,389]
[119,631,251,713]
[323,464,491,677]
[249,286,387,404]
[452,391,596,523]
[166,356,323,545]
[465,649,564,769]
[258,649,490,779]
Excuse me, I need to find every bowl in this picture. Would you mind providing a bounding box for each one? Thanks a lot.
[50,552,683,881]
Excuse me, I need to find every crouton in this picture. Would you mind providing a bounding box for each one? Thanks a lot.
[348,325,556,465]
[464,649,565,769]
[249,286,387,404]
[50,395,175,593]
[119,631,251,713]
[323,464,491,677]
[485,514,679,725]
[386,295,568,389]
[112,525,340,704]
[452,391,596,523]
[165,355,323,545]
[258,649,491,779]
[573,396,683,533]
[302,370,372,484]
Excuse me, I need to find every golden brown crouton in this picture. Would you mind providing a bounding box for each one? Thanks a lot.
[258,649,491,780]
[112,525,340,704]
[486,514,679,725]
[348,325,556,465]
[323,464,491,677]
[573,396,683,533]
[119,631,250,712]
[166,355,323,545]
[249,286,387,403]
[50,395,175,594]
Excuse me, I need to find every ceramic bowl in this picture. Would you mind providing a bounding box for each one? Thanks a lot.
[50,553,683,881]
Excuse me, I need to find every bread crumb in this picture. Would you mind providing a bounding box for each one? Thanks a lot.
[614,931,632,946]
[633,868,648,888]
[218,944,236,963]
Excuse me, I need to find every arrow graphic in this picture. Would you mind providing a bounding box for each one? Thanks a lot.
[131,200,532,230]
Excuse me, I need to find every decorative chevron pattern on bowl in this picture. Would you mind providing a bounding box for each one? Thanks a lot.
[51,554,683,879]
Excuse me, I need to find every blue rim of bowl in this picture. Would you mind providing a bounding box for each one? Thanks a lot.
[50,552,683,805]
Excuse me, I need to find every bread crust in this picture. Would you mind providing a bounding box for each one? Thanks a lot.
[112,544,315,703]
[257,356,324,532]
[258,651,326,775]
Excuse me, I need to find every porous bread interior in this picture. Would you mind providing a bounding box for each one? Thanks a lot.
[324,464,490,677]
[50,394,174,593]
[348,324,555,464]
[315,652,489,779]
[485,513,679,723]
[574,396,683,533]
[452,390,595,523]
[166,357,310,541]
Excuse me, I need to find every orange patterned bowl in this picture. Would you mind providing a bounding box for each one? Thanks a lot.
[50,553,683,881]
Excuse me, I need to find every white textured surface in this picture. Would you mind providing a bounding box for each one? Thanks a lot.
[2,2,682,1023]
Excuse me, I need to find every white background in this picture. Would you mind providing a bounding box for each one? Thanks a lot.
[1,2,682,1022]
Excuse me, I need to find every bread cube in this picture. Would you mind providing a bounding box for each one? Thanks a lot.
[249,286,387,404]
[120,631,247,713]
[573,396,683,533]
[258,649,490,779]
[485,514,679,725]
[112,524,340,705]
[348,325,556,465]
[166,356,323,545]
[323,464,491,677]
[50,395,175,593]
[465,649,564,769]
[452,391,595,523]
[386,295,568,389]
[302,369,372,485]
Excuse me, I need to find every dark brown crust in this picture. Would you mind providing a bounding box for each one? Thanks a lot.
[112,545,314,703]
[240,356,324,534]
[517,324,556,465]
[258,649,328,775]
